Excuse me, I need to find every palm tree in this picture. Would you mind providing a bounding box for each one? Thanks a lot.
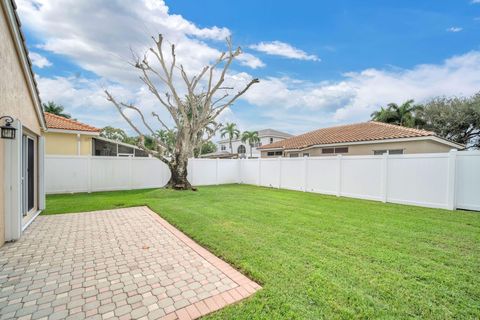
[371,100,423,127]
[370,106,397,123]
[220,123,240,153]
[241,131,260,158]
[42,101,71,118]
[388,100,424,127]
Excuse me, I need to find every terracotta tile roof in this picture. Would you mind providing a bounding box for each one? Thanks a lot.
[258,121,436,150]
[45,112,101,132]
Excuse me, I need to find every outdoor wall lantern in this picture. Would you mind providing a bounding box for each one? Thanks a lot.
[0,116,17,140]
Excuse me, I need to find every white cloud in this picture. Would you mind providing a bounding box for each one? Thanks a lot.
[29,51,52,68]
[241,51,480,130]
[447,27,463,32]
[18,1,480,135]
[17,0,263,132]
[35,50,480,135]
[249,41,320,61]
[471,0,480,4]
[237,52,265,69]
[17,0,260,86]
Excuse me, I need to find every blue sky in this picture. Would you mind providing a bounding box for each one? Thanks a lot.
[19,0,480,135]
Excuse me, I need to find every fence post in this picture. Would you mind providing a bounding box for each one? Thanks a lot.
[446,149,458,210]
[87,156,92,193]
[303,156,308,192]
[278,157,282,189]
[238,158,242,184]
[336,155,342,197]
[381,153,388,203]
[128,156,133,190]
[215,158,219,185]
[257,158,261,186]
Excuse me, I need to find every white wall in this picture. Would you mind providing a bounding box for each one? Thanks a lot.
[45,156,170,194]
[218,136,286,157]
[46,151,480,211]
[188,150,480,211]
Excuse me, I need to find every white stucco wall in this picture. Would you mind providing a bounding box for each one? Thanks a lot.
[218,136,287,157]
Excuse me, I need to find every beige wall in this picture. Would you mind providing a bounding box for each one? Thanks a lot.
[262,139,455,158]
[44,132,93,156]
[0,4,43,246]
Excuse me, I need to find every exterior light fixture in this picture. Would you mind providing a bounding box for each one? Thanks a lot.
[0,116,16,140]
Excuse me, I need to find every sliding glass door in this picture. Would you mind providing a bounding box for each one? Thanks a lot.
[22,134,37,217]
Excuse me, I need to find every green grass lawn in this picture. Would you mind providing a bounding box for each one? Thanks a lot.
[44,185,480,319]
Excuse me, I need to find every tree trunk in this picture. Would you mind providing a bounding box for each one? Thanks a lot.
[167,158,192,190]
[166,141,195,190]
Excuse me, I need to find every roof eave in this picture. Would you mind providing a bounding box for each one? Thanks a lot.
[46,128,101,135]
[281,136,464,152]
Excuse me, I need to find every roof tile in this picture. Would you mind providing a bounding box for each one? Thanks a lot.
[259,121,435,150]
[45,112,101,132]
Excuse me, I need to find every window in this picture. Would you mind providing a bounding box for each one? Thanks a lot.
[237,145,246,154]
[267,151,275,156]
[388,149,404,155]
[269,138,274,144]
[221,145,226,151]
[290,153,299,158]
[374,149,404,155]
[335,147,348,154]
[303,153,310,157]
[118,144,134,155]
[93,138,117,156]
[322,147,348,154]
[374,150,387,155]
[275,151,282,156]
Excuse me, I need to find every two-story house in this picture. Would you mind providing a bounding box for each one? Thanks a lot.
[218,129,292,158]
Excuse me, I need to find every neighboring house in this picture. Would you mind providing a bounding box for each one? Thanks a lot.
[44,112,149,157]
[259,121,463,158]
[218,129,292,158]
[1,0,47,246]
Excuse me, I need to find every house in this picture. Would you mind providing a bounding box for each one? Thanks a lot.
[259,121,463,158]
[0,0,47,245]
[218,129,292,158]
[44,112,149,157]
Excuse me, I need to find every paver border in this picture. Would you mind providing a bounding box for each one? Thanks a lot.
[140,206,261,320]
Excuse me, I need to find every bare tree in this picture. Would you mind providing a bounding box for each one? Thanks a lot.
[105,34,259,190]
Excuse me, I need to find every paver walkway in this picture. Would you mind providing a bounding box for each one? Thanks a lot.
[0,207,260,319]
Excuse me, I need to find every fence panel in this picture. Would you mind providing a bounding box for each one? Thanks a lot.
[188,159,217,185]
[240,159,260,185]
[217,159,240,184]
[341,156,383,201]
[280,158,305,191]
[131,158,170,189]
[259,159,280,188]
[456,151,480,211]
[90,157,131,192]
[306,157,338,195]
[387,154,449,209]
[45,156,90,193]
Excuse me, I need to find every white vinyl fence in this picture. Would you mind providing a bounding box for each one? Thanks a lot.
[45,156,171,194]
[46,150,480,211]
[187,150,480,211]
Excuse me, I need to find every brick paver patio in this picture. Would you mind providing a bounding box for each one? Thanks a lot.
[0,207,260,320]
